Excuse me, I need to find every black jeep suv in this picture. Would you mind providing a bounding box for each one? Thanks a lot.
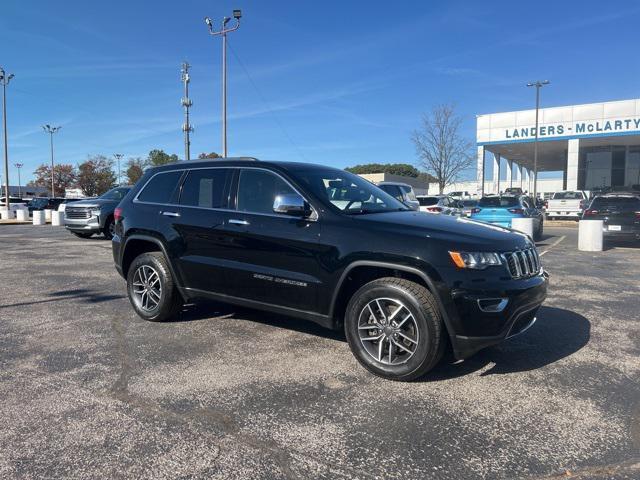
[113,159,548,381]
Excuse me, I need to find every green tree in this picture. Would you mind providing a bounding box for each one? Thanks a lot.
[125,157,145,185]
[198,152,221,159]
[346,163,421,178]
[30,163,77,197]
[147,149,179,167]
[77,155,116,197]
[412,104,474,194]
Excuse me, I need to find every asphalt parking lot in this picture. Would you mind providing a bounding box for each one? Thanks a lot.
[0,225,639,479]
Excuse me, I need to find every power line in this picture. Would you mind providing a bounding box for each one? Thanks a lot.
[227,40,309,162]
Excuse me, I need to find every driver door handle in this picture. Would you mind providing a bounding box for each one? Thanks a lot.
[228,219,250,226]
[161,211,180,217]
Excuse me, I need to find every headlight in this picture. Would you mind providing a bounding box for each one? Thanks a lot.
[91,209,101,217]
[449,251,502,269]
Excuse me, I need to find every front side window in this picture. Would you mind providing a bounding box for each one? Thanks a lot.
[180,169,230,209]
[237,169,296,214]
[292,168,407,215]
[380,184,404,202]
[102,187,131,201]
[137,172,181,204]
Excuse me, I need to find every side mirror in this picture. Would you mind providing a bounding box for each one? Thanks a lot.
[273,193,310,217]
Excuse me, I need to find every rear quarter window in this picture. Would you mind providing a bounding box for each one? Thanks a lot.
[137,171,183,204]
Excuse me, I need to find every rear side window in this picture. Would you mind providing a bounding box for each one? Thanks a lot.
[478,196,520,207]
[180,169,230,209]
[137,172,182,204]
[237,169,295,214]
[590,196,640,211]
[418,197,439,206]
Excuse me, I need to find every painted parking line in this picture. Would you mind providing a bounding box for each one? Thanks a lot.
[539,235,566,256]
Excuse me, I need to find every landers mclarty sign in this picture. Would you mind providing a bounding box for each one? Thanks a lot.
[505,117,640,140]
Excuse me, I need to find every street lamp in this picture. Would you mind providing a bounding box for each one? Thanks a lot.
[14,163,23,198]
[526,80,550,200]
[1,67,14,209]
[205,8,242,158]
[113,153,123,185]
[42,124,61,197]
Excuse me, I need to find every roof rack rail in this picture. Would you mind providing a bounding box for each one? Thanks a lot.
[234,157,259,161]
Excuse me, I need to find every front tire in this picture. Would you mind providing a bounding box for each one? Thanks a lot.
[103,216,115,240]
[344,277,446,381]
[126,252,182,322]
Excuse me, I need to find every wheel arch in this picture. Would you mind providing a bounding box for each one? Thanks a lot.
[329,261,454,341]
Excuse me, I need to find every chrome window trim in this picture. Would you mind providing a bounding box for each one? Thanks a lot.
[133,165,318,221]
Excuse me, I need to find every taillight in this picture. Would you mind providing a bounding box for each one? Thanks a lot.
[583,209,598,216]
[635,211,640,219]
[471,208,481,214]
[426,207,442,212]
[114,207,123,222]
[508,208,524,214]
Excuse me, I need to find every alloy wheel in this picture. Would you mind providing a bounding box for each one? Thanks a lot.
[132,265,162,312]
[357,297,419,365]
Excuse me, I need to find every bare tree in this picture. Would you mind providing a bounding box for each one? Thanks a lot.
[411,104,474,194]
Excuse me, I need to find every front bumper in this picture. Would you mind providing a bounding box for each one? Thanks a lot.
[446,271,549,360]
[64,216,101,232]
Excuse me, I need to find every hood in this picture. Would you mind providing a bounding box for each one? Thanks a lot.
[353,211,532,251]
[65,198,110,208]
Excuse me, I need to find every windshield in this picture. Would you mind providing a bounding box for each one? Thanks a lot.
[417,197,439,206]
[478,196,520,207]
[292,168,408,214]
[553,191,584,200]
[100,187,130,201]
[30,198,48,207]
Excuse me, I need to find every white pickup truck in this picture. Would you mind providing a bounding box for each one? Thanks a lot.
[546,190,590,220]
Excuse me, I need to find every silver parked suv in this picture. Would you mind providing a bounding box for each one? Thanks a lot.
[376,182,420,210]
[64,187,130,239]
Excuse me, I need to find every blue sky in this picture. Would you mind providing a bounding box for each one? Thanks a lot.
[2,0,640,184]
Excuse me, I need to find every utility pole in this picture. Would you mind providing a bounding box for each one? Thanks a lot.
[113,153,123,185]
[14,163,23,198]
[42,124,61,197]
[205,9,242,158]
[526,80,550,200]
[1,67,14,210]
[181,61,193,160]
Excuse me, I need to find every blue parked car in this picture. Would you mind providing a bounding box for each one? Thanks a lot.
[470,195,544,239]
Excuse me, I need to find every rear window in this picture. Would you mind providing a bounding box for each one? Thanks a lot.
[590,196,640,211]
[552,191,584,200]
[461,200,478,207]
[418,197,439,206]
[180,168,230,209]
[137,172,181,204]
[478,196,520,207]
[399,185,417,201]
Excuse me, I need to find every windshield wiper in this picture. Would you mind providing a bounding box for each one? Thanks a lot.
[345,207,409,215]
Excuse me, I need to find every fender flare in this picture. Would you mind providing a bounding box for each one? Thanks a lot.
[329,260,455,340]
[122,234,184,290]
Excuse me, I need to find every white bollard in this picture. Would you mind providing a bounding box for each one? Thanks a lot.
[16,209,29,221]
[511,217,535,238]
[51,211,64,226]
[44,209,53,221]
[0,208,16,220]
[32,210,46,225]
[579,220,604,252]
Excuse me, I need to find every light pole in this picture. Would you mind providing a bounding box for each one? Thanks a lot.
[113,153,123,185]
[205,9,242,158]
[42,124,61,197]
[1,67,14,209]
[526,80,550,200]
[14,163,23,198]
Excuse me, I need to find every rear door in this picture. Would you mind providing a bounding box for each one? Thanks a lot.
[218,167,323,312]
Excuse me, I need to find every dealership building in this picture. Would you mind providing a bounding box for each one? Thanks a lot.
[476,98,640,196]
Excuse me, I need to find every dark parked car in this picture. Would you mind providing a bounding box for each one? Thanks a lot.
[582,193,640,241]
[112,159,548,381]
[65,187,131,239]
[27,197,67,212]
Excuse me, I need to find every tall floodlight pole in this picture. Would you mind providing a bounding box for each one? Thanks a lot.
[113,153,123,185]
[1,67,14,209]
[526,80,550,200]
[181,61,194,160]
[42,124,61,197]
[14,163,23,198]
[205,9,242,158]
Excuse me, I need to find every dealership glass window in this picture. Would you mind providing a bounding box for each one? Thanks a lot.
[627,147,640,187]
[611,146,626,187]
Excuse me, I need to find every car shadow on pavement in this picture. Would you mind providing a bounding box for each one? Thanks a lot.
[0,288,125,309]
[603,239,640,251]
[424,306,590,381]
[174,301,347,342]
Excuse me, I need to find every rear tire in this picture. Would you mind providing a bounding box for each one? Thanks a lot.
[127,252,182,322]
[344,277,446,381]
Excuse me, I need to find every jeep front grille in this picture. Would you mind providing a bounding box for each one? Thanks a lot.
[503,247,540,279]
[65,207,92,219]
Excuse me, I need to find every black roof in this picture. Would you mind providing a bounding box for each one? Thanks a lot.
[147,158,345,174]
